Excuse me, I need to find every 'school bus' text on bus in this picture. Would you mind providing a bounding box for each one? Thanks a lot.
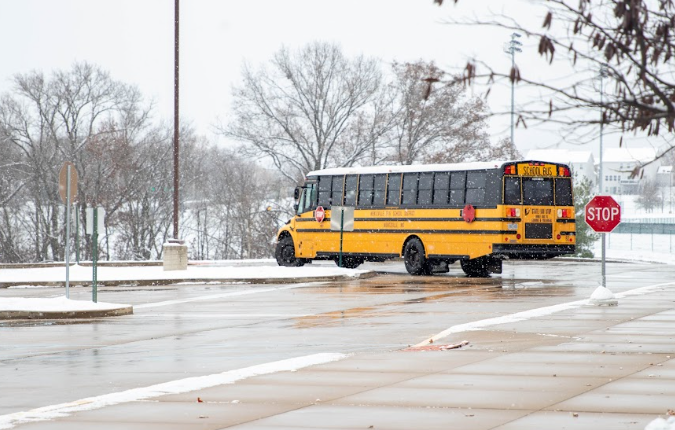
[274,160,576,277]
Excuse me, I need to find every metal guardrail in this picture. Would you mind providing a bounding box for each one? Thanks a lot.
[622,218,675,224]
[613,222,675,234]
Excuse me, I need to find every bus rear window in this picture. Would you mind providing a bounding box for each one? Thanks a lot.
[522,178,553,206]
[555,178,573,206]
[504,177,521,205]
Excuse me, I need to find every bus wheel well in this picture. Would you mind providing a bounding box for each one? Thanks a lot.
[402,235,424,257]
[277,231,292,242]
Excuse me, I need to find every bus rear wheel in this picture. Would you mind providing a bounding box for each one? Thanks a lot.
[403,238,428,276]
[460,257,490,277]
[334,256,364,269]
[275,236,305,267]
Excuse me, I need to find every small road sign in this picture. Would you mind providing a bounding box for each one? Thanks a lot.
[585,195,621,233]
[330,206,354,232]
[59,161,78,204]
[315,206,325,223]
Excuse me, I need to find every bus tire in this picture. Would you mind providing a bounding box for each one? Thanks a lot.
[334,256,364,269]
[403,238,427,276]
[275,236,305,267]
[460,257,490,278]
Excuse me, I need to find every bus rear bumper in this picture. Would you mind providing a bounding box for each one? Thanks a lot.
[492,244,575,259]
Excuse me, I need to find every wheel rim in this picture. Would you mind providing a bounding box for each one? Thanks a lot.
[281,244,294,263]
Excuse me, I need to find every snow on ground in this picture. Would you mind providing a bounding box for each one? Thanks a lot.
[0,261,367,313]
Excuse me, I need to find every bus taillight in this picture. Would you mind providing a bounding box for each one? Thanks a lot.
[504,165,516,175]
[558,166,571,177]
[507,208,520,217]
[557,209,572,218]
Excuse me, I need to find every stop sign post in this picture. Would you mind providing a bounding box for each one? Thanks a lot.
[585,195,621,290]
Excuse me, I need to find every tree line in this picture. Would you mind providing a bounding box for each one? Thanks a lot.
[0,43,518,263]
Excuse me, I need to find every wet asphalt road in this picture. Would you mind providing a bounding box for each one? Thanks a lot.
[1,258,674,428]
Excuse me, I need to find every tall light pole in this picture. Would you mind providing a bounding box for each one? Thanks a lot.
[599,64,609,195]
[598,63,609,289]
[173,0,180,240]
[505,33,522,145]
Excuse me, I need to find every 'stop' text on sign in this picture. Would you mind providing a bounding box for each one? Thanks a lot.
[585,195,621,233]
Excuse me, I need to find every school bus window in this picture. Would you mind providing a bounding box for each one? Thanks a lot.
[504,177,521,205]
[451,171,466,189]
[402,173,418,206]
[433,172,450,205]
[373,174,386,206]
[466,171,487,206]
[555,178,573,206]
[418,172,434,205]
[344,175,357,206]
[387,173,401,206]
[331,175,344,206]
[318,176,331,207]
[523,178,554,206]
[358,174,375,207]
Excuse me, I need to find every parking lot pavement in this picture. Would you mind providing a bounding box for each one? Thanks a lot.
[7,278,674,430]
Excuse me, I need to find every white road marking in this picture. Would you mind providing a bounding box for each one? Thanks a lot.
[0,352,347,430]
[414,281,675,347]
[135,282,325,309]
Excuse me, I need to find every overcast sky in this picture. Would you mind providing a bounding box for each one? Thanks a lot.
[0,0,646,157]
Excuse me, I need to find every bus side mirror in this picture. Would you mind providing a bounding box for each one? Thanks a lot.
[293,203,299,211]
[294,187,301,200]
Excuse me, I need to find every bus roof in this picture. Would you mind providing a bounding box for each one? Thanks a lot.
[307,161,510,177]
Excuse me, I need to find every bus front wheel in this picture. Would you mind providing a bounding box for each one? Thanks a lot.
[403,238,428,276]
[275,236,305,267]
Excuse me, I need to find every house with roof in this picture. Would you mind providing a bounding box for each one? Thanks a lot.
[525,149,596,188]
[601,147,659,195]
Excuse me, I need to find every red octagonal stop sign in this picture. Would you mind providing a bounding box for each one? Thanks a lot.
[585,195,621,232]
[315,206,325,223]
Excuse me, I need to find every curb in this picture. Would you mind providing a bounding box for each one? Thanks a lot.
[0,272,377,289]
[0,305,133,321]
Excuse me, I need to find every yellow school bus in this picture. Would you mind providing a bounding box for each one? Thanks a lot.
[274,160,575,276]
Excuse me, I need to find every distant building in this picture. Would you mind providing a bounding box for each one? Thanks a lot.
[602,148,659,195]
[525,149,596,187]
[527,147,663,195]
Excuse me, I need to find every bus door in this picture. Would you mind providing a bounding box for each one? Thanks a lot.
[295,182,317,257]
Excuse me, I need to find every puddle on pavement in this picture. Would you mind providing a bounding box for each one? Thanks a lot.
[292,273,574,329]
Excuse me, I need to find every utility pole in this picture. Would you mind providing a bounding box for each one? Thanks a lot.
[505,33,522,146]
[173,0,180,240]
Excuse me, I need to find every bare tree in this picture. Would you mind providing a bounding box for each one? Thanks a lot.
[383,61,493,165]
[435,0,675,164]
[0,62,157,262]
[222,42,390,182]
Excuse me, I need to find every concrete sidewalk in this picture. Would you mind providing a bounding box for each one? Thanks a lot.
[8,281,675,429]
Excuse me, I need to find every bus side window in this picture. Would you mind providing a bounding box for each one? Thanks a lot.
[402,173,418,206]
[344,175,357,206]
[318,176,332,207]
[358,174,375,207]
[450,171,466,207]
[433,172,450,206]
[466,171,486,206]
[331,175,344,206]
[387,173,401,206]
[418,173,433,205]
[373,174,386,206]
[504,177,522,205]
